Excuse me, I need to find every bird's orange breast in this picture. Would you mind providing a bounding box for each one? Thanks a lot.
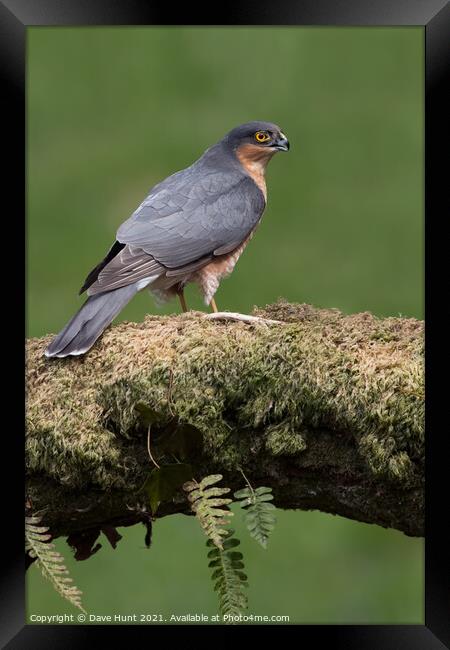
[235,143,275,202]
[194,230,257,304]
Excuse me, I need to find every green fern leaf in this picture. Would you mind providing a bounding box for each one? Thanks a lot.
[207,530,248,620]
[183,474,233,549]
[25,515,86,613]
[234,483,276,549]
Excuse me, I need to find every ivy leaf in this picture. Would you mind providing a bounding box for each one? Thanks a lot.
[144,463,192,514]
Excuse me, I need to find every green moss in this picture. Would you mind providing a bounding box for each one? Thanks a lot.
[26,301,424,490]
[265,424,307,456]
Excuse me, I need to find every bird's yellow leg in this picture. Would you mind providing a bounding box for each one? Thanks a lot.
[210,298,218,313]
[178,290,188,313]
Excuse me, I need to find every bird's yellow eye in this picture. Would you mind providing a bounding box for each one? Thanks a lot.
[255,131,270,143]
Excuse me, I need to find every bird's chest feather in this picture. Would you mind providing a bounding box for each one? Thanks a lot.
[194,232,255,304]
[193,144,272,304]
[236,143,275,202]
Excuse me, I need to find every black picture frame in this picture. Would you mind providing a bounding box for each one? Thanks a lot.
[3,0,449,646]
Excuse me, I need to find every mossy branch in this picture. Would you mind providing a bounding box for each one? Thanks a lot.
[26,301,424,539]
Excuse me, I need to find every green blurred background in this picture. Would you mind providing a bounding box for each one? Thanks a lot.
[27,27,423,624]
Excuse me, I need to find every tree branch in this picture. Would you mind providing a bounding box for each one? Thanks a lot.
[26,301,424,538]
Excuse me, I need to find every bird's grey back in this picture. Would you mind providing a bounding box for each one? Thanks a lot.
[116,140,266,269]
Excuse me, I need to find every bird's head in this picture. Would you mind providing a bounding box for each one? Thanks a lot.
[224,121,290,154]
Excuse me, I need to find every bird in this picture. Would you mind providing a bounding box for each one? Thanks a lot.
[44,120,290,358]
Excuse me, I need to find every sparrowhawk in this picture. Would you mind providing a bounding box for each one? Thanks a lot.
[45,121,289,358]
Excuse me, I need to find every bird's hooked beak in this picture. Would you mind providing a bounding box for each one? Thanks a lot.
[273,132,290,151]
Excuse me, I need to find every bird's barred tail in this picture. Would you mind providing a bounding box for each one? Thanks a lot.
[44,284,139,358]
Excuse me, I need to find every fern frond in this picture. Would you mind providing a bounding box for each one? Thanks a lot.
[234,484,276,549]
[207,530,248,620]
[183,474,233,549]
[25,516,86,613]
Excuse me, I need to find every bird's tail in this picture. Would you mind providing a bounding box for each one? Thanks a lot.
[44,284,139,358]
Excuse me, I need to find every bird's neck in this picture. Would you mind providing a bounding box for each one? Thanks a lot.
[235,144,275,201]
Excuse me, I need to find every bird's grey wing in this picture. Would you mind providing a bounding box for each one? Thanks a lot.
[86,244,164,295]
[116,168,266,269]
[86,243,214,295]
[88,168,265,295]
